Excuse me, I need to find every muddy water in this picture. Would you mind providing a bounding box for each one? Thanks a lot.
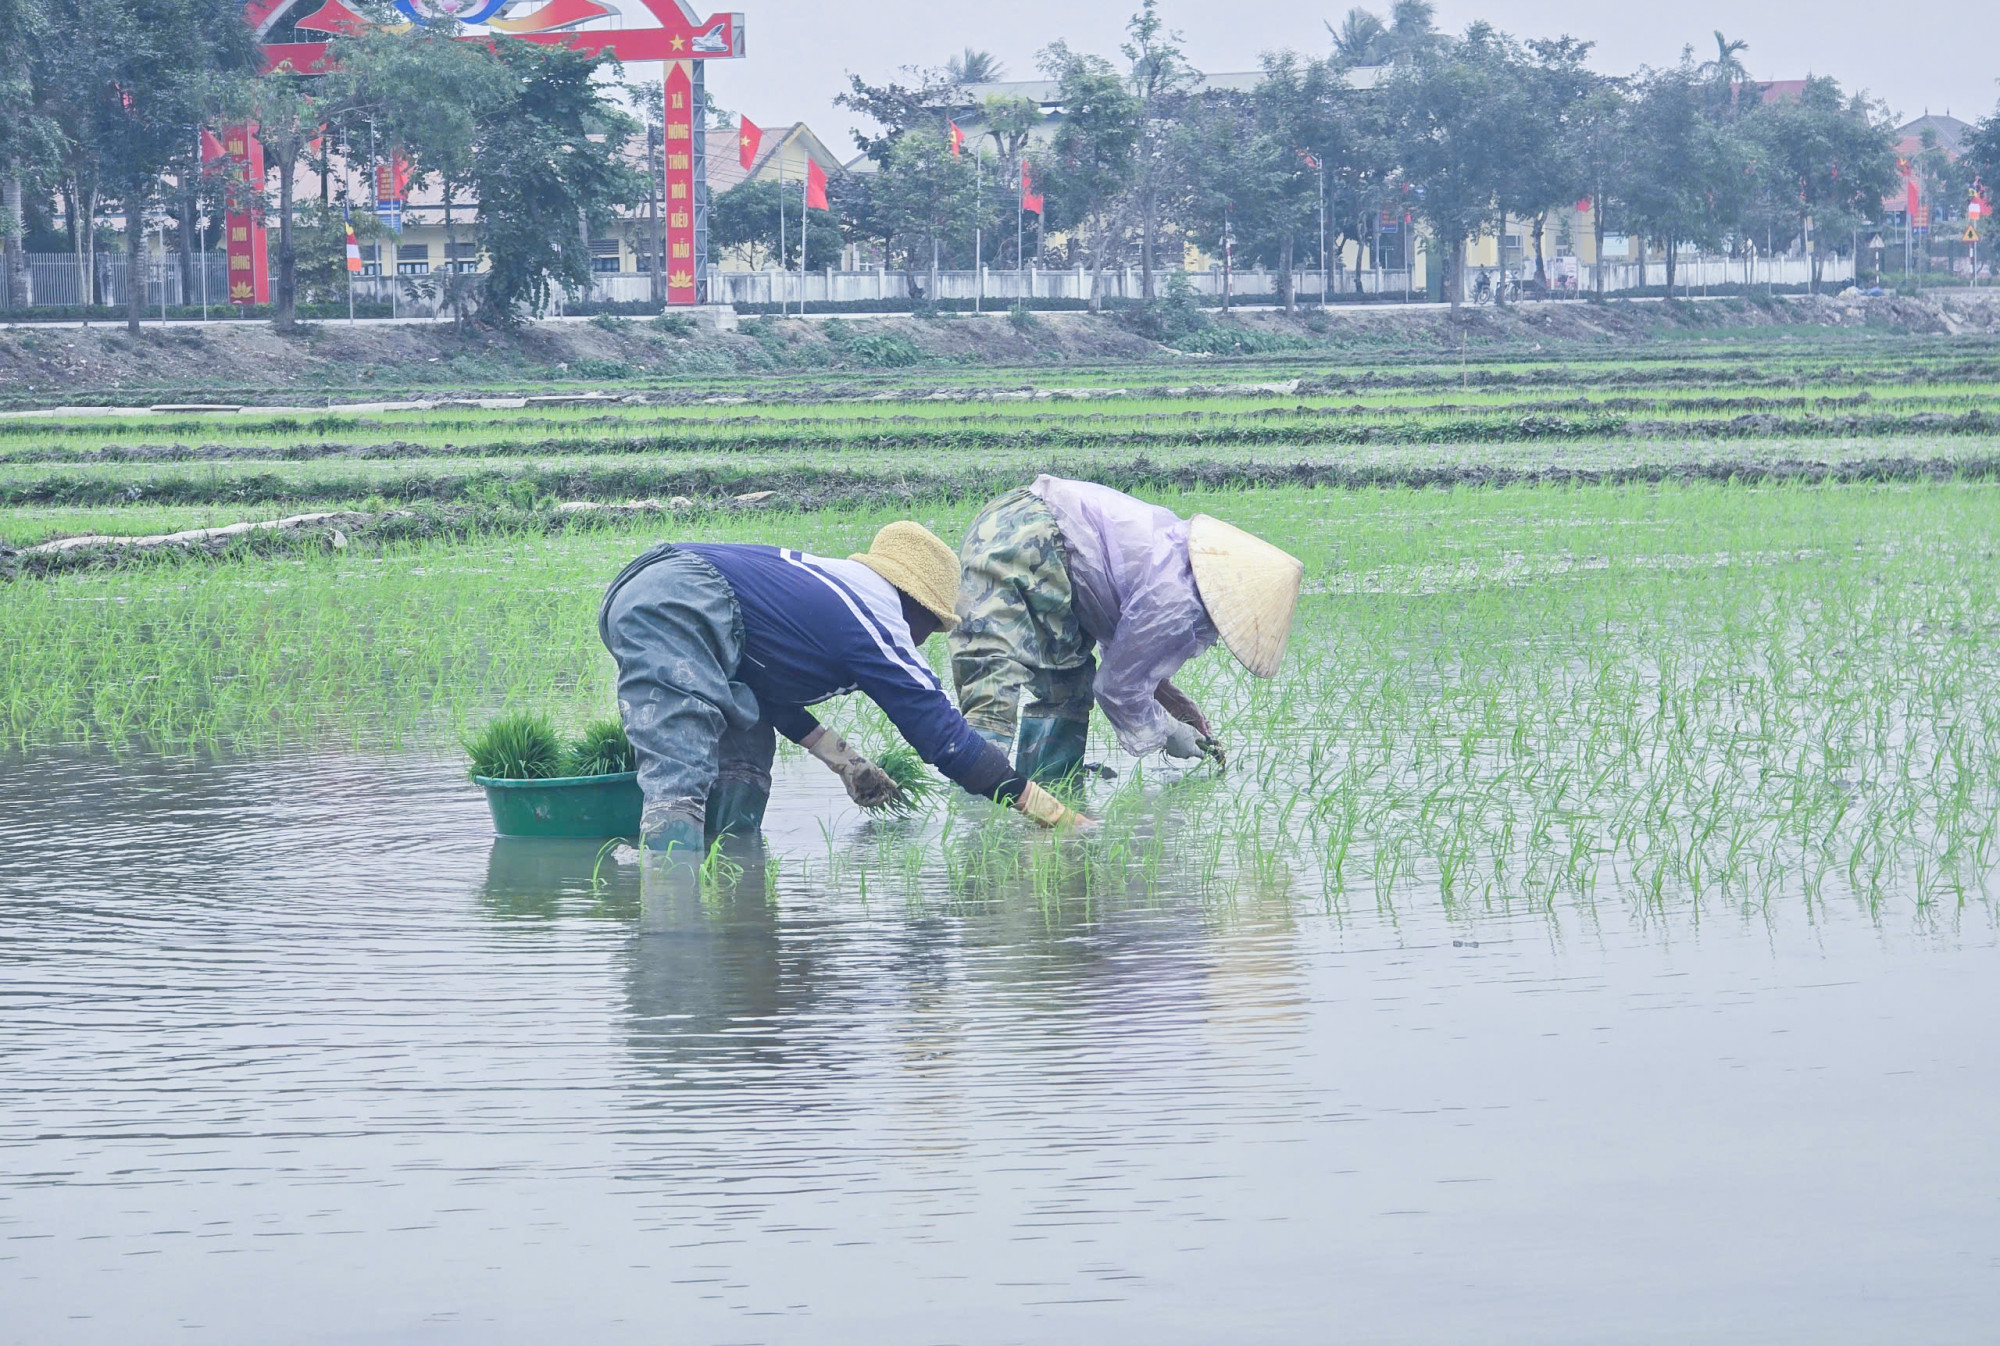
[3,751,1996,1344]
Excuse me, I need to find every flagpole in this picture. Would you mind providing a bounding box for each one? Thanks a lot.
[973,143,981,314]
[1319,160,1328,309]
[799,165,807,316]
[777,155,785,316]
[196,128,210,322]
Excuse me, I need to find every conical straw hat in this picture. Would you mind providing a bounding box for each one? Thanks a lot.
[1187,515,1304,678]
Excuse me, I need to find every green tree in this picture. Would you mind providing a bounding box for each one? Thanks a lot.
[1246,53,1336,311]
[708,177,841,270]
[1123,0,1200,299]
[1697,31,1754,117]
[1328,0,1439,67]
[835,66,969,170]
[468,40,640,324]
[946,49,1004,86]
[1748,76,1896,288]
[1568,77,1631,299]
[869,126,982,298]
[1500,37,1595,290]
[344,25,508,327]
[1035,40,1140,311]
[229,66,350,330]
[1383,23,1534,307]
[1967,105,2000,210]
[1622,60,1747,291]
[31,0,253,326]
[2,0,54,306]
[975,94,1041,267]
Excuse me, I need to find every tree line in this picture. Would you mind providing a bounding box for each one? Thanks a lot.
[2,0,1997,329]
[811,0,2000,309]
[0,0,641,330]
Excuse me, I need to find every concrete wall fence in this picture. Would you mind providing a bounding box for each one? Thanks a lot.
[2,253,1853,314]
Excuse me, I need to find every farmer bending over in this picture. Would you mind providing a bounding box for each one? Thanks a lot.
[951,476,1305,782]
[600,521,1091,856]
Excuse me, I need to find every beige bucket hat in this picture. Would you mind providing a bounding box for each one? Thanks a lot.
[851,521,962,629]
[1187,515,1305,678]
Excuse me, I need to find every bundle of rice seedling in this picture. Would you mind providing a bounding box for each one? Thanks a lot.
[868,744,939,817]
[466,711,565,780]
[565,718,636,776]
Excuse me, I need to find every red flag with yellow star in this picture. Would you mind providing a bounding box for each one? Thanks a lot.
[738,117,762,171]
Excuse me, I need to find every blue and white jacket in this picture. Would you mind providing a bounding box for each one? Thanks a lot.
[678,543,1000,792]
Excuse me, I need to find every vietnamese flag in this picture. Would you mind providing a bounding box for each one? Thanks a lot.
[949,121,965,158]
[806,158,828,212]
[738,117,762,170]
[199,128,227,166]
[1020,160,1043,215]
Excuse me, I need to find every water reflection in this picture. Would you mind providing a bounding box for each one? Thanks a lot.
[3,748,1996,1343]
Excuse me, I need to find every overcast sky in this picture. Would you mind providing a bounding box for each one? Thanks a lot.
[687,0,1996,158]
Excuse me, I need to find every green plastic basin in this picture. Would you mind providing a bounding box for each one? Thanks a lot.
[473,771,643,838]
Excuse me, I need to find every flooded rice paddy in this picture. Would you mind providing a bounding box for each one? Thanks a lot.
[10,337,2000,1339]
[4,747,1996,1343]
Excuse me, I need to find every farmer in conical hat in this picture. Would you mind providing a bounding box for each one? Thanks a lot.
[950,476,1304,782]
[600,521,1091,856]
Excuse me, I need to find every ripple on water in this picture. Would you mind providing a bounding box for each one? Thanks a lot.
[1,749,1996,1344]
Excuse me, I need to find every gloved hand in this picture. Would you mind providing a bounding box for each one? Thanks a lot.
[1162,720,1206,761]
[1014,781,1095,830]
[804,727,900,808]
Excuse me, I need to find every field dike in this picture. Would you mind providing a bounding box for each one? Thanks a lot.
[8,291,2000,406]
[12,449,2000,580]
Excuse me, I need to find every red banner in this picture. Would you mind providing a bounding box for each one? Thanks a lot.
[663,61,697,305]
[220,123,270,305]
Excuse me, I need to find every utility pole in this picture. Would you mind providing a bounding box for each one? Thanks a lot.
[1222,204,1233,312]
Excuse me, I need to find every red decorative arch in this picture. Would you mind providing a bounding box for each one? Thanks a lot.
[252,0,744,75]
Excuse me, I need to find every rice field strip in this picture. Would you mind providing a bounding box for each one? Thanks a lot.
[10,332,2000,926]
[11,401,2000,470]
[10,476,1995,929]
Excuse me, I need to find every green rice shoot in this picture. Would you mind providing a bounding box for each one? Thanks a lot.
[565,718,636,776]
[465,711,566,780]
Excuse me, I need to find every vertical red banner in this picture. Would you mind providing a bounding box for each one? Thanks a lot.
[221,124,270,306]
[663,61,697,306]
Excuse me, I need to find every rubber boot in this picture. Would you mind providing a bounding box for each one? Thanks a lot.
[1015,716,1088,785]
[642,815,707,868]
[705,778,771,839]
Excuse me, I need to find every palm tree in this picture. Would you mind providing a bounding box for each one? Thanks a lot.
[1701,32,1754,113]
[1328,8,1388,67]
[1385,0,1440,62]
[947,49,1005,87]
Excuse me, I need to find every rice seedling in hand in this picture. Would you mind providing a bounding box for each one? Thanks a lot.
[565,718,636,776]
[866,744,940,817]
[466,711,566,780]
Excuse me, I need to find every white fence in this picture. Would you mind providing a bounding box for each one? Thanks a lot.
[688,255,1846,307]
[691,264,1422,308]
[5,254,235,309]
[1587,255,1851,291]
[3,252,1855,314]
